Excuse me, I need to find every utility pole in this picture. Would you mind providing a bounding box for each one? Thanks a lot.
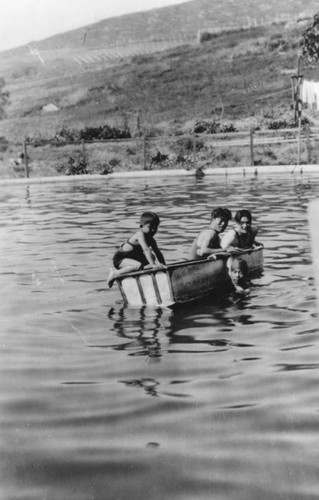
[291,55,303,125]
[291,55,304,164]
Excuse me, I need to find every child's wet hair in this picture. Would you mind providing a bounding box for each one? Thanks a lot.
[211,207,232,221]
[140,211,160,227]
[235,209,252,223]
[228,258,248,274]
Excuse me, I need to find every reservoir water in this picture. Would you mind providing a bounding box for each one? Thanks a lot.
[1,173,319,500]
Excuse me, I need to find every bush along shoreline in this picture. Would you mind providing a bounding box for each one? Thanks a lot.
[1,117,317,179]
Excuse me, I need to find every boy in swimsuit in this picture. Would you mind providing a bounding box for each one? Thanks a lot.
[221,209,259,252]
[189,207,232,260]
[107,212,166,288]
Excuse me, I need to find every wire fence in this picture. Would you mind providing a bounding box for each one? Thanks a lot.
[15,126,319,179]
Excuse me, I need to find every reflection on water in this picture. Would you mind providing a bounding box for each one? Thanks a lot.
[106,290,256,360]
[1,174,319,500]
[108,306,164,359]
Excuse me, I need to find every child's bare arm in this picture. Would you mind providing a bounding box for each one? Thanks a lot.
[135,231,157,266]
[220,230,238,251]
[252,227,262,248]
[150,239,166,265]
[252,226,259,244]
[197,231,219,256]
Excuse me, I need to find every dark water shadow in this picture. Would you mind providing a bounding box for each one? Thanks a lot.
[106,288,256,358]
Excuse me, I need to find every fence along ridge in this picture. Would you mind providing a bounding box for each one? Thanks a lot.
[22,126,315,148]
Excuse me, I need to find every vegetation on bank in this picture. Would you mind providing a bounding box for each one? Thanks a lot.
[1,8,319,177]
[2,117,317,179]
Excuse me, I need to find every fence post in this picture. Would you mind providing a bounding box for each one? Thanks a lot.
[143,135,147,170]
[81,139,86,162]
[136,109,141,137]
[305,124,311,164]
[192,133,196,165]
[297,116,301,165]
[23,140,29,178]
[250,128,254,166]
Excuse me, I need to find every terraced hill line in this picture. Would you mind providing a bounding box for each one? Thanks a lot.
[72,38,192,66]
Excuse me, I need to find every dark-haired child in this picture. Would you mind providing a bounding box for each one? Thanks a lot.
[189,207,232,260]
[221,209,259,251]
[107,212,166,288]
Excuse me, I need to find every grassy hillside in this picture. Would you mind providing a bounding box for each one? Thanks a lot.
[2,0,318,53]
[0,0,318,145]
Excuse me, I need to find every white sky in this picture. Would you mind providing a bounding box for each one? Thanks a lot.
[0,0,188,51]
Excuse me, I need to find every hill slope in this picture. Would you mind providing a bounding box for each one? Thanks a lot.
[2,0,318,53]
[0,0,318,142]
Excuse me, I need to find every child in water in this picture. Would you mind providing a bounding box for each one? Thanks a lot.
[227,257,250,293]
[107,211,166,288]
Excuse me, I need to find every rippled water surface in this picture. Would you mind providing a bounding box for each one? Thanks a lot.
[1,173,319,500]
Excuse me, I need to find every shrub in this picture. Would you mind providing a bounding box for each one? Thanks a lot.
[31,123,132,145]
[268,120,290,130]
[0,136,9,152]
[109,157,120,168]
[198,31,217,43]
[79,124,131,141]
[53,126,81,143]
[0,78,9,120]
[212,149,241,167]
[57,152,88,175]
[150,151,169,165]
[268,117,310,129]
[268,35,289,51]
[193,121,237,134]
[175,153,188,164]
[66,155,88,175]
[94,163,114,175]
